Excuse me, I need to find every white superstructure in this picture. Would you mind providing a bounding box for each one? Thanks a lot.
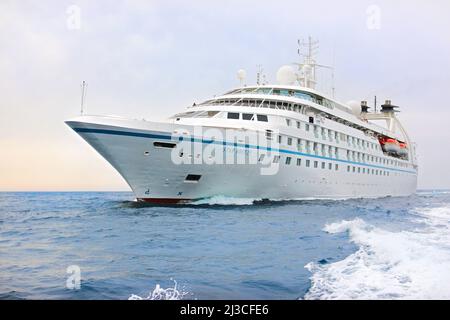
[66,40,418,203]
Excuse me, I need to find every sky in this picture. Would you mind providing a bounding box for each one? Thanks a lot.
[1,0,449,191]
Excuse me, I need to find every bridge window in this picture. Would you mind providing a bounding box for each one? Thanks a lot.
[227,112,239,119]
[242,113,254,120]
[257,114,268,122]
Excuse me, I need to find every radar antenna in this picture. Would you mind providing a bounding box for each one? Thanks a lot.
[294,36,334,94]
[256,64,267,86]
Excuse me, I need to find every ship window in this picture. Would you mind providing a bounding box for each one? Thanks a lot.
[335,164,339,171]
[258,154,265,162]
[347,166,350,172]
[278,135,282,144]
[309,116,314,124]
[286,157,292,165]
[306,160,311,167]
[321,162,326,169]
[242,113,254,120]
[297,121,301,129]
[227,112,240,119]
[297,158,302,166]
[314,161,318,168]
[286,119,291,126]
[257,114,268,122]
[287,137,292,146]
[352,166,356,172]
[266,130,273,140]
[358,167,361,173]
[197,111,220,118]
[273,155,280,163]
[328,163,332,170]
[305,124,310,131]
[185,174,202,182]
[153,142,176,149]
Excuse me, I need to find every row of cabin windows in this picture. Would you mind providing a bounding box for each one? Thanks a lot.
[199,97,386,152]
[277,134,406,168]
[346,165,391,176]
[277,136,341,160]
[224,87,344,111]
[227,112,268,122]
[273,156,339,171]
[207,98,305,113]
[284,117,380,151]
[273,155,395,176]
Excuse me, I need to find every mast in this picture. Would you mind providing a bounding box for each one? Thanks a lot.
[295,36,334,93]
[80,81,88,115]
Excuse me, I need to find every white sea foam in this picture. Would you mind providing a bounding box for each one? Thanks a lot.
[191,196,257,206]
[128,279,187,300]
[191,195,354,206]
[305,206,450,300]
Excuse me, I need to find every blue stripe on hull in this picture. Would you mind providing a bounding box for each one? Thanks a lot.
[73,127,417,175]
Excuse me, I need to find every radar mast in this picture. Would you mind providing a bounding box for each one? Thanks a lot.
[295,36,334,95]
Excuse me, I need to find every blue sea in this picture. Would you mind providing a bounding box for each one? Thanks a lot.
[1,190,450,300]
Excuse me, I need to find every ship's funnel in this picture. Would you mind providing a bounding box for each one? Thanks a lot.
[381,100,400,113]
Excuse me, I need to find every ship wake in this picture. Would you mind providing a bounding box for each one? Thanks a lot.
[304,206,450,299]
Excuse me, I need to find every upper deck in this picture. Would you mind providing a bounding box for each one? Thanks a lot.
[189,84,405,141]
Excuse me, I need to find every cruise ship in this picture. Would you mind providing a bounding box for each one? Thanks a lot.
[66,40,418,204]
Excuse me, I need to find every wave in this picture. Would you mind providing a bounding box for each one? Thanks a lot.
[305,206,450,300]
[128,280,188,300]
[191,196,258,206]
[191,195,357,206]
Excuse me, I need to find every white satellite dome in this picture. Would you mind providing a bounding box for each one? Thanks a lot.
[237,69,246,81]
[276,65,297,85]
[346,100,362,116]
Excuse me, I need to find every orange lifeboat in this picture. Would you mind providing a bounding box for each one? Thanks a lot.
[398,142,408,156]
[379,137,400,153]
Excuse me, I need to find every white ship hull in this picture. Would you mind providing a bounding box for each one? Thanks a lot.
[66,115,417,204]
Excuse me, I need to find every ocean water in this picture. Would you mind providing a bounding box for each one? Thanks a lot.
[1,190,450,300]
